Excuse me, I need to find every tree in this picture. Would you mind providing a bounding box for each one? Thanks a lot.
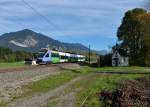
[0,47,33,62]
[139,13,150,66]
[117,8,147,66]
[99,53,112,66]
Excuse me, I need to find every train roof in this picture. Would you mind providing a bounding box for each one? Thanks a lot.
[51,50,59,53]
[65,53,71,57]
[39,48,85,57]
[59,52,66,56]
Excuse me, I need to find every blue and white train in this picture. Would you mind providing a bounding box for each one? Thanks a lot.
[36,48,86,64]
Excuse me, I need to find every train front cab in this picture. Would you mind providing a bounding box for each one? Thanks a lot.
[37,50,52,64]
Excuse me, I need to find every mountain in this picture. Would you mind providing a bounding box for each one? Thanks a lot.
[0,29,88,52]
[96,50,108,55]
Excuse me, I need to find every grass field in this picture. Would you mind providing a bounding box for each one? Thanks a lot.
[75,74,143,107]
[46,66,149,107]
[22,71,79,97]
[0,65,149,107]
[0,62,25,69]
[0,61,148,72]
[74,67,149,107]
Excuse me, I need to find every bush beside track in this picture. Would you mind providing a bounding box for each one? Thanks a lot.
[100,77,150,107]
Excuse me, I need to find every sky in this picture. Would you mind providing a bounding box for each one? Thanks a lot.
[0,0,145,51]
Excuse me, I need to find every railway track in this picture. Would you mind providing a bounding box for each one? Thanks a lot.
[0,63,79,73]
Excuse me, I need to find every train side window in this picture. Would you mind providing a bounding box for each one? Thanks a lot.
[51,53,56,57]
[52,53,59,57]
[45,54,49,57]
[61,56,66,59]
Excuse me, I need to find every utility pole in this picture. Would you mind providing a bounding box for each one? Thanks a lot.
[89,44,91,64]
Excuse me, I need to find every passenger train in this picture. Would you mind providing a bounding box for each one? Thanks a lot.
[36,48,86,64]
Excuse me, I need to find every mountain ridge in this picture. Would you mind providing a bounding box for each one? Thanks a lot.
[0,29,88,52]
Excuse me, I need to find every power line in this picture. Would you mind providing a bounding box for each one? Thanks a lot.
[0,0,58,36]
[0,17,41,35]
[14,16,43,32]
[20,0,62,34]
[0,9,41,34]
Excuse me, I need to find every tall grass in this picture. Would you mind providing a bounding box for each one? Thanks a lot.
[0,62,25,68]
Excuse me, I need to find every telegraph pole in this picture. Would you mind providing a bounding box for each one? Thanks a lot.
[89,44,91,64]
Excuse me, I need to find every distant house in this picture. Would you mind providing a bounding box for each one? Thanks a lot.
[112,50,129,67]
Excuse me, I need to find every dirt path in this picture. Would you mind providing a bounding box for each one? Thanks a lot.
[0,63,80,103]
[8,74,95,107]
[55,92,76,107]
[9,77,82,107]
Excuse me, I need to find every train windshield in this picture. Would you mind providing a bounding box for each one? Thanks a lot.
[37,52,46,58]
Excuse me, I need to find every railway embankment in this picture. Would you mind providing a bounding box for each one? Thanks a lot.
[0,63,80,105]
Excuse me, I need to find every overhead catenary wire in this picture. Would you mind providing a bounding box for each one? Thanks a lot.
[0,6,41,34]
[20,0,63,34]
[0,16,42,35]
[13,14,45,32]
[0,0,67,39]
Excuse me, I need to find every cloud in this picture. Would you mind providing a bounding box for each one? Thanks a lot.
[0,0,144,39]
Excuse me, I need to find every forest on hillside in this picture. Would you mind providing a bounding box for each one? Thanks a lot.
[0,47,32,62]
